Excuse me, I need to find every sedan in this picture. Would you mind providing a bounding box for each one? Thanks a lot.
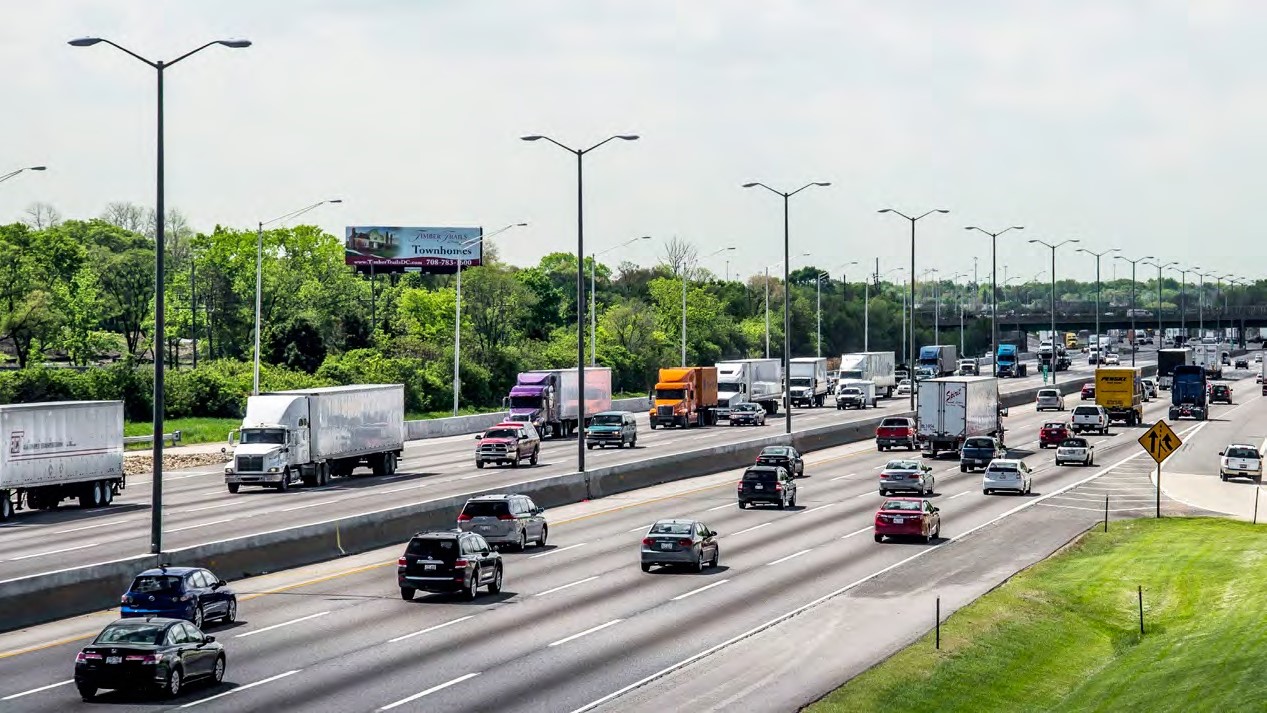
[1055,437,1095,466]
[1035,388,1065,411]
[879,459,935,496]
[755,445,804,477]
[641,519,719,572]
[729,402,767,426]
[75,617,225,700]
[1039,421,1070,449]
[895,379,912,397]
[1104,353,1121,365]
[1080,384,1096,400]
[873,498,941,544]
[1210,384,1233,404]
[983,459,1033,495]
[1235,359,1249,370]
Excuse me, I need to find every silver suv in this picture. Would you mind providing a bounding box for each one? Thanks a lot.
[457,494,548,551]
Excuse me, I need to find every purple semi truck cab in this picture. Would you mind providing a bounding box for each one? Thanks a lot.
[502,368,612,439]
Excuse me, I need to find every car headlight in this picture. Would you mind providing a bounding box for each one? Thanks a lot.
[268,467,280,473]
[224,466,234,474]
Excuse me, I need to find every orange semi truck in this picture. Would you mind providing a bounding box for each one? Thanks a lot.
[649,367,719,429]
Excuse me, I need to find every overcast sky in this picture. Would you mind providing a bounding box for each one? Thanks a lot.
[0,0,1253,285]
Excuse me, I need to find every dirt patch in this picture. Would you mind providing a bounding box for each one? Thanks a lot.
[123,452,229,476]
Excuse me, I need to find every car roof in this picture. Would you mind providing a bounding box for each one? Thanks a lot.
[652,518,698,525]
[878,497,924,506]
[745,465,783,473]
[492,422,527,428]
[988,458,1024,466]
[410,529,467,539]
[760,446,791,454]
[1226,443,1258,450]
[105,616,183,627]
[136,567,199,577]
[465,493,518,501]
[592,410,626,416]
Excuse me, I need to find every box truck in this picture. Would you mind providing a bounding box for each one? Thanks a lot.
[504,367,613,438]
[715,358,783,417]
[789,357,830,408]
[650,367,719,428]
[838,351,897,397]
[0,401,125,520]
[225,385,405,493]
[1156,348,1193,390]
[1095,367,1144,426]
[1192,342,1222,380]
[917,345,958,378]
[916,376,1004,457]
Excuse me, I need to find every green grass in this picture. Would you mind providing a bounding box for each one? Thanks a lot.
[809,518,1267,713]
[124,417,240,449]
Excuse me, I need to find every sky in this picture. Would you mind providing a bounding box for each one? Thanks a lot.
[0,0,1256,286]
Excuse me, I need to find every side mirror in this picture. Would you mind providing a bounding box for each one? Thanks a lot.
[932,507,940,513]
[475,434,483,440]
[1219,451,1224,456]
[204,635,216,644]
[215,579,226,588]
[534,507,545,515]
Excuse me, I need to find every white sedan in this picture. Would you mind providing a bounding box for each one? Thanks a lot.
[982,459,1033,495]
[895,379,912,397]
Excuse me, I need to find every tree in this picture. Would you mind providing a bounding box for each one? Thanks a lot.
[52,268,107,366]
[660,237,699,279]
[267,316,327,374]
[97,249,154,356]
[462,266,536,360]
[101,202,148,235]
[23,202,62,230]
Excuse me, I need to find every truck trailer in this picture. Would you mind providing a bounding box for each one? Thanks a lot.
[1156,348,1193,390]
[1095,367,1144,426]
[504,367,613,438]
[838,351,897,397]
[1191,342,1222,380]
[225,384,405,493]
[715,358,783,417]
[650,367,719,428]
[0,400,125,521]
[788,357,830,408]
[916,376,1004,457]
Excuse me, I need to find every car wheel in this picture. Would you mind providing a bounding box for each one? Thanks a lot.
[191,603,204,629]
[925,529,934,544]
[227,483,240,494]
[1220,472,1228,481]
[960,465,967,473]
[465,571,480,601]
[587,443,595,450]
[475,460,485,469]
[400,587,415,601]
[710,548,720,568]
[537,525,548,547]
[489,566,503,594]
[163,666,184,698]
[697,554,707,573]
[516,531,527,552]
[511,454,520,468]
[934,522,942,539]
[874,534,883,543]
[984,489,991,495]
[212,655,226,684]
[777,496,786,510]
[77,684,97,701]
[223,598,237,624]
[738,500,746,509]
[531,448,539,465]
[789,492,797,507]
[1056,460,1062,466]
[641,563,652,572]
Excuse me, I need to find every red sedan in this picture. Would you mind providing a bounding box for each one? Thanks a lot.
[1080,384,1095,400]
[1040,421,1070,449]
[874,497,941,544]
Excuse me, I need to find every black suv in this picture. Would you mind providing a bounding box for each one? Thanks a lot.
[755,445,804,477]
[1210,384,1233,405]
[737,465,797,509]
[397,531,503,601]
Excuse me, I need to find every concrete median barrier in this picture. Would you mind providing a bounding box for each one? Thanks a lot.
[403,397,651,440]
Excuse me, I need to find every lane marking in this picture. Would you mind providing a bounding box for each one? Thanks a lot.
[628,524,650,533]
[180,670,302,708]
[1039,503,1149,513]
[7,543,99,561]
[529,543,587,559]
[388,616,475,644]
[234,611,330,638]
[281,499,343,513]
[671,579,730,601]
[53,519,128,534]
[855,492,873,499]
[179,502,240,513]
[800,503,838,515]
[548,619,623,647]
[535,576,600,597]
[829,473,857,481]
[949,491,971,500]
[728,522,771,537]
[168,517,237,533]
[840,526,871,540]
[0,679,72,700]
[705,503,734,512]
[378,672,481,711]
[765,549,812,566]
[459,473,488,480]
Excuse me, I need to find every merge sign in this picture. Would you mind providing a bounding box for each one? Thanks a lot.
[344,226,482,274]
[1139,420,1182,464]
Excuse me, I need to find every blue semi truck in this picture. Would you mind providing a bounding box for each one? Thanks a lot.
[996,343,1028,378]
[1168,364,1207,421]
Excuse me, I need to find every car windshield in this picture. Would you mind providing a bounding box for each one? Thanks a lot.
[129,575,182,594]
[743,469,778,482]
[656,388,686,401]
[95,622,166,645]
[734,404,759,412]
[881,500,921,512]
[881,418,909,428]
[1061,438,1088,448]
[590,414,622,425]
[840,388,861,396]
[406,537,460,562]
[964,438,994,449]
[240,428,286,445]
[650,521,693,535]
[1044,422,1066,430]
[761,447,790,457]
[885,460,919,471]
[988,462,1019,472]
[1073,406,1099,416]
[1226,447,1259,459]
[483,428,520,439]
[461,500,510,518]
[898,379,911,387]
[1038,390,1059,398]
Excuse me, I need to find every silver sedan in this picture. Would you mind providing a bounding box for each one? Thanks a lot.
[879,459,935,496]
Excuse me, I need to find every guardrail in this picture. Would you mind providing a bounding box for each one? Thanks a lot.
[404,396,651,440]
[122,430,183,447]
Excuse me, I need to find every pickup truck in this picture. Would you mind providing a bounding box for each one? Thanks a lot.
[875,417,917,451]
[474,422,542,468]
[1070,405,1110,435]
[959,436,1007,473]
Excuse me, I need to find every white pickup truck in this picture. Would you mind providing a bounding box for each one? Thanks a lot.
[1070,404,1110,435]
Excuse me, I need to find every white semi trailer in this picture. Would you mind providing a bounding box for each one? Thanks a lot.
[715,358,783,417]
[838,351,897,397]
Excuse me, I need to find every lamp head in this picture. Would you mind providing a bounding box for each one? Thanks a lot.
[813,182,831,187]
[934,209,950,214]
[68,37,103,47]
[327,199,343,204]
[742,182,759,188]
[516,222,529,227]
[520,135,544,142]
[878,209,893,214]
[1027,239,1039,244]
[1012,226,1025,230]
[615,135,640,141]
[29,166,47,171]
[217,39,252,48]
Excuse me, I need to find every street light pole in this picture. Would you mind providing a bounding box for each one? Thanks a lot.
[1029,239,1079,385]
[882,208,950,410]
[816,272,828,358]
[1144,260,1178,347]
[0,165,47,185]
[1115,254,1155,366]
[453,223,526,415]
[590,235,649,365]
[1077,247,1120,358]
[522,133,639,474]
[966,226,1024,377]
[744,182,831,434]
[70,36,249,556]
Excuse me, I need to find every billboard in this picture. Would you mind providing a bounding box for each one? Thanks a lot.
[344,226,482,274]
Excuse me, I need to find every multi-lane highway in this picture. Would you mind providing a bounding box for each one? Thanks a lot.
[2,353,1225,713]
[0,355,1135,581]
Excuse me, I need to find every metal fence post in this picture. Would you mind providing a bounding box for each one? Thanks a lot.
[1104,494,1109,532]
[935,596,941,650]
[1138,585,1145,635]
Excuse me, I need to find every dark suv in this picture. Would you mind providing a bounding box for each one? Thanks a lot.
[457,494,548,550]
[585,411,637,449]
[1210,384,1233,404]
[120,567,237,630]
[397,531,503,601]
[737,465,797,509]
[755,445,804,477]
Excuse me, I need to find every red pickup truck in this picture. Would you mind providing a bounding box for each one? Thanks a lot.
[875,417,917,451]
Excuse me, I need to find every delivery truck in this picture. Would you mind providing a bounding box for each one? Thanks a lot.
[0,401,125,520]
[650,366,719,428]
[789,357,830,408]
[1095,367,1144,426]
[715,358,783,417]
[1156,347,1193,390]
[916,376,1004,457]
[504,367,613,439]
[917,345,958,378]
[838,351,897,397]
[1192,342,1222,380]
[224,384,405,493]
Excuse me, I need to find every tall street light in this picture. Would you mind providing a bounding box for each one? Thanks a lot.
[1226,277,1245,347]
[1077,247,1119,353]
[764,253,811,358]
[868,266,903,352]
[0,165,47,185]
[70,36,250,556]
[744,181,831,434]
[1115,254,1155,366]
[681,246,736,363]
[965,226,1023,377]
[1177,266,1199,339]
[589,235,647,365]
[454,222,527,415]
[1029,238,1079,384]
[1144,260,1178,346]
[1196,270,1214,337]
[521,133,639,474]
[1215,273,1233,341]
[945,271,968,356]
[881,208,950,410]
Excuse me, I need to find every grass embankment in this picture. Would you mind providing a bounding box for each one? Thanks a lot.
[810,518,1267,713]
[124,417,239,449]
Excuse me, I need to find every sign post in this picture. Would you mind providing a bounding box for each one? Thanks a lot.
[1138,420,1182,518]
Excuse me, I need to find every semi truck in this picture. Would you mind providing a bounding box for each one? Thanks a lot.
[1169,364,1208,420]
[1191,342,1222,380]
[1095,367,1144,426]
[917,345,958,378]
[650,366,719,428]
[996,343,1028,378]
[1039,343,1071,372]
[788,357,830,408]
[1156,347,1193,390]
[838,351,897,398]
[0,401,125,521]
[715,358,783,417]
[916,376,1004,457]
[225,385,405,493]
[504,368,613,438]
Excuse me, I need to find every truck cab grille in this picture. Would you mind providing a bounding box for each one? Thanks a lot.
[657,406,674,417]
[236,455,263,472]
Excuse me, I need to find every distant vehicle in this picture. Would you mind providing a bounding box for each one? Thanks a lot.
[755,445,804,477]
[505,367,612,438]
[398,530,503,601]
[1235,358,1249,370]
[873,498,941,544]
[1141,378,1158,400]
[585,410,638,448]
[1035,388,1065,411]
[715,358,782,417]
[959,436,1007,473]
[457,494,548,550]
[651,366,719,428]
[839,351,897,397]
[918,345,959,378]
[1055,437,1095,467]
[737,465,797,509]
[1157,348,1194,390]
[121,567,237,630]
[834,382,876,410]
[789,357,831,408]
[1071,405,1111,435]
[996,343,1027,378]
[1096,367,1144,426]
[895,379,912,397]
[1210,384,1233,405]
[1219,444,1262,483]
[1191,342,1223,380]
[917,376,1004,457]
[982,458,1033,495]
[1039,421,1070,449]
[475,422,542,468]
[728,402,767,426]
[879,458,935,496]
[958,358,979,376]
[875,416,917,451]
[1080,383,1096,400]
[640,519,720,572]
[1170,364,1209,420]
[75,618,225,700]
[1103,353,1121,365]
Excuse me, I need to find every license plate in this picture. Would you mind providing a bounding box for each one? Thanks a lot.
[478,525,491,531]
[659,542,673,550]
[892,517,904,524]
[754,484,763,490]
[424,564,436,571]
[106,656,122,664]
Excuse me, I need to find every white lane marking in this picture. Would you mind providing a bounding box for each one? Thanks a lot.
[7,543,99,561]
[548,619,623,647]
[729,522,771,537]
[529,543,587,559]
[53,519,128,534]
[671,579,730,601]
[388,616,475,644]
[829,473,857,481]
[706,503,734,512]
[0,679,73,700]
[180,670,302,708]
[840,526,871,539]
[800,503,838,515]
[380,484,427,494]
[949,491,971,500]
[459,473,488,480]
[855,492,874,499]
[180,502,239,513]
[765,549,812,566]
[168,517,237,533]
[628,524,651,533]
[234,611,330,638]
[378,672,481,711]
[281,499,343,512]
[535,576,600,597]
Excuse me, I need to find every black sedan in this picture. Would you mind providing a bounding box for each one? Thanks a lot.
[1235,358,1249,370]
[729,402,767,426]
[75,617,225,700]
[755,445,804,477]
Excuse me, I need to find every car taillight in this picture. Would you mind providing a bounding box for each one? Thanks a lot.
[642,538,654,546]
[677,539,692,547]
[125,654,159,664]
[457,513,473,521]
[397,557,407,567]
[76,652,102,662]
[737,481,743,490]
[497,514,515,521]
[774,483,783,491]
[454,558,469,568]
[121,594,132,605]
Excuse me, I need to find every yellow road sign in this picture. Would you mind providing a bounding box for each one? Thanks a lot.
[1139,420,1182,464]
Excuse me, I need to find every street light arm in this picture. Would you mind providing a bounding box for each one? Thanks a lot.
[584,134,640,154]
[789,181,831,197]
[0,167,46,184]
[743,182,782,197]
[915,209,950,221]
[168,39,248,67]
[521,135,577,154]
[262,199,341,228]
[879,208,914,221]
[72,37,158,68]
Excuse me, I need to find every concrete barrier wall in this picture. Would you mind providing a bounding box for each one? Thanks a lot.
[403,397,651,440]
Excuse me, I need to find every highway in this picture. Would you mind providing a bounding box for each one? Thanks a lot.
[1,353,1225,713]
[0,355,1135,581]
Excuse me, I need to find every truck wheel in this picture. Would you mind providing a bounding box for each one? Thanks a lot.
[227,483,240,494]
[78,481,103,509]
[386,452,398,475]
[302,471,318,487]
[650,422,657,430]
[475,460,484,469]
[372,455,387,477]
[277,471,290,492]
[0,493,11,521]
[102,483,115,505]
[319,462,331,486]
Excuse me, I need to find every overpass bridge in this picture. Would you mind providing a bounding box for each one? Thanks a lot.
[909,305,1267,336]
